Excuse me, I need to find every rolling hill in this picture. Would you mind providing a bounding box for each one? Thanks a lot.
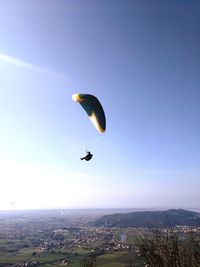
[92,209,200,228]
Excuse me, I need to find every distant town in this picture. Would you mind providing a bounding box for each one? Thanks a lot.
[0,209,199,266]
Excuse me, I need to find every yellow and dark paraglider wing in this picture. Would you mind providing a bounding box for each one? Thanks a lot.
[72,93,106,133]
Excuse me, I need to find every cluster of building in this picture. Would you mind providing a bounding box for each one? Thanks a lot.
[0,214,200,267]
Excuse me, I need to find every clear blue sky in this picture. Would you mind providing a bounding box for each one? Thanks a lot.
[0,0,199,210]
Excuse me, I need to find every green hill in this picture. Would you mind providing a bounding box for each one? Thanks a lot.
[92,209,200,228]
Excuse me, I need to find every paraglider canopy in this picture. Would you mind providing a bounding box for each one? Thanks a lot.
[72,93,106,133]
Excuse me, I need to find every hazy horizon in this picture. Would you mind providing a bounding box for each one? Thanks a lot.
[0,206,200,213]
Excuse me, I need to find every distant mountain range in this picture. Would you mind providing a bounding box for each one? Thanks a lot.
[92,209,200,228]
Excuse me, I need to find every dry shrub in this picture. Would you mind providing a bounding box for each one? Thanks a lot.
[136,230,200,267]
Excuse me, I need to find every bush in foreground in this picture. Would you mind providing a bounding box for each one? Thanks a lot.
[136,230,200,267]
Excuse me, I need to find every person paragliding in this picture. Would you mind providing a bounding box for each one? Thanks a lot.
[72,93,106,161]
[80,151,93,161]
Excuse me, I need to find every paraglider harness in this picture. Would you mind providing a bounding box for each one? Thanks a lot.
[80,151,93,161]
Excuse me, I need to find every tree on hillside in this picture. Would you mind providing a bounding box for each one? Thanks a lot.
[80,255,96,267]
